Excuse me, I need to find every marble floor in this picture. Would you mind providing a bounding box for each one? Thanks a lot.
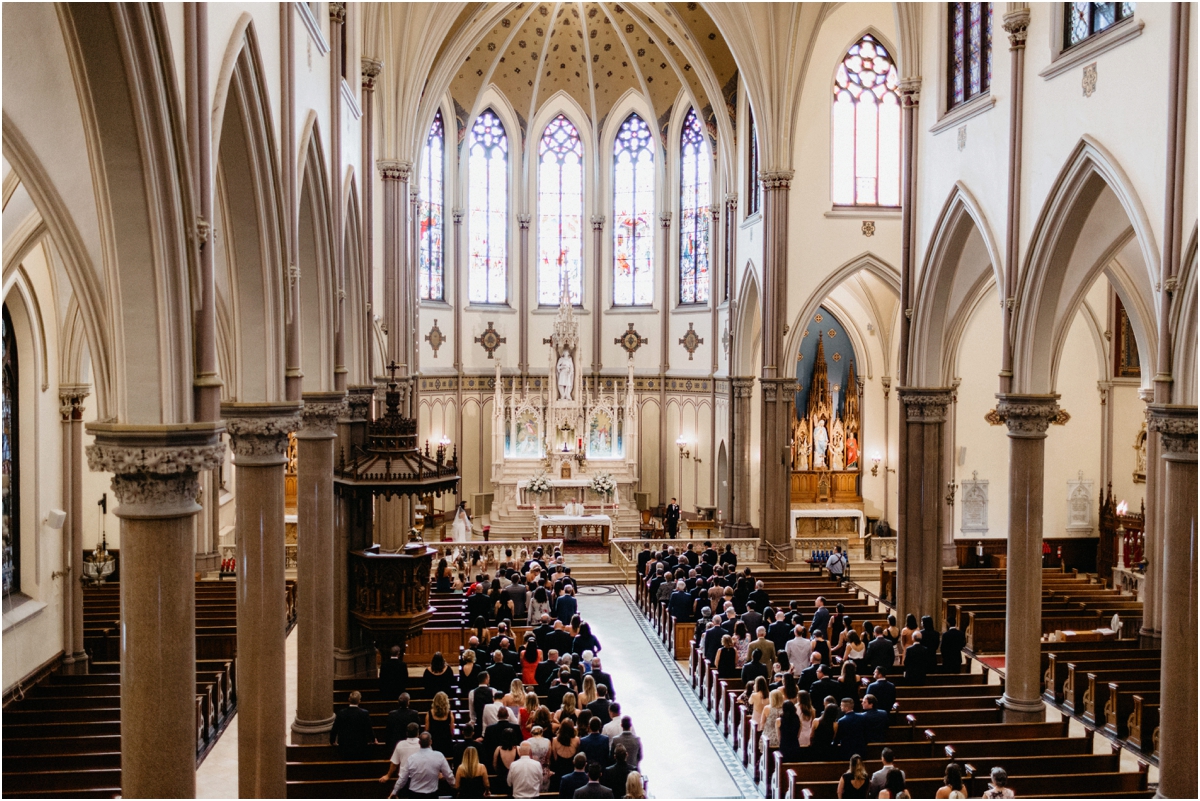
[196,586,747,798]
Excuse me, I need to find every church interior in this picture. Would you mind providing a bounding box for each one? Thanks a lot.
[1,2,1196,798]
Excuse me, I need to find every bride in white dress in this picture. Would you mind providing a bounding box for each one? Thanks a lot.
[450,503,472,542]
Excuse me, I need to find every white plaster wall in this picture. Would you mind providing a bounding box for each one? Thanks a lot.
[1109,382,1147,510]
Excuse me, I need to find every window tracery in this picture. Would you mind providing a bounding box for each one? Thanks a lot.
[538,114,584,305]
[1065,2,1135,48]
[613,113,655,307]
[949,3,992,108]
[679,107,711,305]
[468,109,508,304]
[832,33,901,207]
[418,110,445,302]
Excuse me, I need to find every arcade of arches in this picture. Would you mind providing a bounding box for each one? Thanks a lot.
[1,2,1196,799]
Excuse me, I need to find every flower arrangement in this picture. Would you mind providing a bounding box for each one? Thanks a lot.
[527,473,553,495]
[590,473,617,499]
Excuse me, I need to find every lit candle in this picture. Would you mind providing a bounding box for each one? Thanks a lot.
[578,437,582,451]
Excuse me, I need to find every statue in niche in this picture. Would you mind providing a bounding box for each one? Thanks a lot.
[846,433,859,470]
[831,418,845,471]
[813,418,829,469]
[794,417,811,471]
[557,348,575,401]
[1133,421,1147,484]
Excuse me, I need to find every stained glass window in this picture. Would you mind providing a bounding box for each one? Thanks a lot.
[418,110,445,301]
[538,115,584,305]
[949,4,992,108]
[1065,2,1135,49]
[2,305,19,597]
[832,34,901,207]
[468,109,508,304]
[679,107,711,305]
[747,107,761,217]
[613,113,655,306]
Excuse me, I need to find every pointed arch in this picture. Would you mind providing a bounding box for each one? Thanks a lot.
[734,264,762,377]
[1013,136,1159,393]
[1172,225,1197,405]
[830,28,902,207]
[909,182,1004,386]
[296,122,336,391]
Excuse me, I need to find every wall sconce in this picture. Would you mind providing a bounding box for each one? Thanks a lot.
[870,452,882,477]
[945,480,958,507]
[676,435,691,459]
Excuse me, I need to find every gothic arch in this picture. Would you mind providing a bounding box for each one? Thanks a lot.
[1013,137,1159,394]
[1171,225,1197,405]
[343,181,368,385]
[297,124,336,391]
[733,264,762,377]
[909,182,1004,387]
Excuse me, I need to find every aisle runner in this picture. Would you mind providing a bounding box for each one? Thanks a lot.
[614,585,762,799]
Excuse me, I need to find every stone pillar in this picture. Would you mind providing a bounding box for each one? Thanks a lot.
[591,215,605,375]
[361,58,382,382]
[998,7,1029,393]
[1147,405,1197,799]
[329,3,347,392]
[223,402,302,799]
[1141,393,1164,644]
[379,160,411,370]
[335,387,376,679]
[291,392,345,744]
[658,211,672,505]
[728,378,755,536]
[517,212,531,374]
[759,171,793,550]
[85,423,225,799]
[59,385,89,675]
[995,394,1059,722]
[896,387,953,623]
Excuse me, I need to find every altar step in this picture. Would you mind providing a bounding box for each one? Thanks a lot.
[568,564,632,585]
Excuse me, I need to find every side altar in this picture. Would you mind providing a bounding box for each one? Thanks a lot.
[487,279,640,539]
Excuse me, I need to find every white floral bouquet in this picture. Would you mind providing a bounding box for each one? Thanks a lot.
[590,473,617,499]
[527,474,553,495]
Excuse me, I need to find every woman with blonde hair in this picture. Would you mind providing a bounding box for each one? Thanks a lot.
[454,745,489,798]
[504,677,526,715]
[746,676,771,730]
[429,692,453,756]
[761,688,785,749]
[458,648,482,694]
[521,690,540,737]
[796,690,817,748]
[554,692,578,730]
[579,674,598,707]
[838,754,870,798]
[625,772,646,799]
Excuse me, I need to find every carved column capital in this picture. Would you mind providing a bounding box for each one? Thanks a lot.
[221,402,303,466]
[731,377,756,399]
[995,393,1060,438]
[899,78,922,107]
[725,192,739,207]
[659,211,673,228]
[300,392,347,440]
[1003,9,1031,48]
[898,386,954,423]
[345,385,375,422]
[59,384,90,422]
[591,215,606,230]
[517,213,531,228]
[1147,404,1198,460]
[85,423,225,519]
[760,170,794,189]
[759,377,797,402]
[453,208,466,224]
[329,2,346,24]
[361,57,383,90]
[378,159,411,182]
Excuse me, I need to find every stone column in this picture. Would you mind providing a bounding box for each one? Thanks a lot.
[291,392,345,744]
[728,377,756,536]
[591,215,605,375]
[1147,405,1197,798]
[896,387,953,622]
[335,387,376,679]
[379,160,411,370]
[361,58,382,382]
[995,394,1059,722]
[998,7,1029,393]
[223,402,302,798]
[759,170,793,550]
[517,213,531,374]
[85,423,225,799]
[658,211,672,505]
[1141,393,1164,644]
[330,3,347,392]
[59,385,89,674]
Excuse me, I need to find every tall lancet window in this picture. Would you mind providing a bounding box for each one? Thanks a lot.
[612,113,655,307]
[949,3,993,108]
[2,305,19,596]
[537,114,584,305]
[832,34,901,207]
[418,110,445,301]
[679,107,711,305]
[468,109,508,304]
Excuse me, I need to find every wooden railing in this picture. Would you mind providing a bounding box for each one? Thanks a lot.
[610,536,763,565]
[765,541,789,571]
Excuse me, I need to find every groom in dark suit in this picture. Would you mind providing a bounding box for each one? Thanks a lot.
[665,498,681,539]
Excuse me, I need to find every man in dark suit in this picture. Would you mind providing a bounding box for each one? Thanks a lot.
[385,693,423,749]
[378,645,407,702]
[748,580,770,612]
[329,691,377,758]
[636,546,653,577]
[903,633,930,685]
[482,707,522,766]
[603,744,633,798]
[504,573,529,619]
[702,621,724,665]
[463,636,490,667]
[559,754,591,798]
[487,650,516,690]
[664,498,681,539]
[533,614,556,651]
[590,657,615,701]
[466,584,491,624]
[470,672,495,726]
[488,623,511,653]
[586,686,612,721]
[741,601,763,634]
[835,698,868,758]
[866,667,896,713]
[809,664,842,705]
[578,717,611,765]
[797,652,823,692]
[536,649,562,689]
[719,544,738,569]
[573,762,615,798]
[682,542,699,567]
[864,626,896,675]
[702,541,719,565]
[546,671,573,712]
[810,597,831,639]
[498,638,521,668]
[768,613,794,670]
[741,648,770,684]
[940,623,967,674]
[546,621,574,656]
[860,693,890,743]
[555,586,578,625]
[667,581,693,623]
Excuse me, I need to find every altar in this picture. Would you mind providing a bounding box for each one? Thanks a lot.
[536,514,613,545]
[790,507,865,539]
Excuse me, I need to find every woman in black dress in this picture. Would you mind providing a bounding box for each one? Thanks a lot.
[572,621,601,656]
[838,754,870,799]
[423,651,456,698]
[454,746,489,798]
[804,703,839,762]
[715,634,740,679]
[492,727,521,796]
[428,692,454,759]
[458,649,482,695]
[435,558,453,593]
[777,701,803,762]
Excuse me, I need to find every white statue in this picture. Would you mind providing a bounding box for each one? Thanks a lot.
[831,418,845,471]
[556,348,574,401]
[813,418,829,469]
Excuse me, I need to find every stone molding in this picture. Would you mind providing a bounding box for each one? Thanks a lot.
[760,377,798,402]
[1003,8,1031,48]
[898,386,954,423]
[59,384,90,422]
[361,57,383,86]
[760,170,794,189]
[517,213,531,228]
[900,78,922,107]
[731,378,756,399]
[659,211,672,227]
[345,385,374,422]
[329,2,346,24]
[85,423,225,519]
[222,402,303,466]
[299,392,347,439]
[1147,404,1198,458]
[591,215,605,230]
[378,160,411,181]
[995,394,1060,438]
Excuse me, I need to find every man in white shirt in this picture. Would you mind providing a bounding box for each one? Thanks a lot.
[507,742,544,798]
[384,733,455,798]
[785,625,814,677]
[481,698,505,730]
[825,545,848,582]
[601,703,635,739]
[379,723,421,786]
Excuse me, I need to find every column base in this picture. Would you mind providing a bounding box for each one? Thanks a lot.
[724,523,754,538]
[195,551,221,574]
[290,715,336,745]
[61,652,90,675]
[999,694,1045,722]
[1138,629,1162,649]
[334,647,375,680]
